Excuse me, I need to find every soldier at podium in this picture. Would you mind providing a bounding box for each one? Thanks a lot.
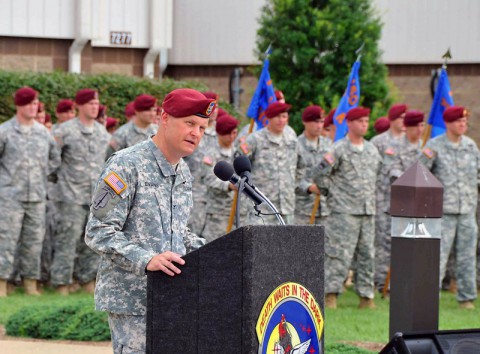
[85,88,215,354]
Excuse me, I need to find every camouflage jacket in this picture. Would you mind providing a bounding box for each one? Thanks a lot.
[53,118,110,205]
[106,121,158,157]
[85,138,205,315]
[0,117,60,202]
[314,137,381,215]
[235,127,301,216]
[389,136,422,180]
[419,134,480,214]
[295,134,332,217]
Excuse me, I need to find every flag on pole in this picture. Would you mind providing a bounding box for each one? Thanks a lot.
[426,68,454,139]
[246,58,277,130]
[333,60,361,141]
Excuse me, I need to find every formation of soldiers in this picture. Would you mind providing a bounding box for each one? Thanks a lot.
[0,86,478,312]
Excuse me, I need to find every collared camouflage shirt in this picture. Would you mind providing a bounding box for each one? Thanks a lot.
[53,118,110,205]
[419,134,480,214]
[315,137,381,215]
[85,138,205,315]
[0,117,60,202]
[106,121,158,157]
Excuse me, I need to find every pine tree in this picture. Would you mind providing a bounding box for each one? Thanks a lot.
[256,0,394,133]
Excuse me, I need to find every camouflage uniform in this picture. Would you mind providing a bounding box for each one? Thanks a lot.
[85,138,205,353]
[314,137,381,298]
[50,118,110,286]
[184,126,217,234]
[370,130,404,289]
[106,121,158,158]
[294,134,332,224]
[235,127,300,225]
[0,117,60,280]
[201,142,235,242]
[419,134,479,302]
[372,136,423,288]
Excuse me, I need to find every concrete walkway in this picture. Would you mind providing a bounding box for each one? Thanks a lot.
[0,340,112,354]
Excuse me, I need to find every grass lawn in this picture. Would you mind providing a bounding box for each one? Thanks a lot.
[1,286,479,352]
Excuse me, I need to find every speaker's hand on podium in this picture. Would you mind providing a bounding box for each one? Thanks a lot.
[146,251,185,276]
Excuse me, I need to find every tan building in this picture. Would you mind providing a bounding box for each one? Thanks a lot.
[0,0,479,138]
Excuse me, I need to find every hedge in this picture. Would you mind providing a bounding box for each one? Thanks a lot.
[0,70,234,125]
[5,299,110,341]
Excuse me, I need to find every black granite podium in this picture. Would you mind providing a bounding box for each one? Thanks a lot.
[146,225,324,354]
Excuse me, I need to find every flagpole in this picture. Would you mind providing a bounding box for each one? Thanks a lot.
[227,44,273,233]
[421,48,451,147]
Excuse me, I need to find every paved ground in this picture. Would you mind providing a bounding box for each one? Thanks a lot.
[0,340,112,354]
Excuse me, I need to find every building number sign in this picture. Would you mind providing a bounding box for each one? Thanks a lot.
[110,31,132,45]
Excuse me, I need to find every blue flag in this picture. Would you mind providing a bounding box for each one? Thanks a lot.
[247,58,277,130]
[427,68,454,138]
[333,60,361,141]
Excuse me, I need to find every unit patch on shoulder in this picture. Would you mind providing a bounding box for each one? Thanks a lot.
[323,152,335,165]
[384,147,395,156]
[203,156,213,166]
[240,142,250,154]
[104,171,127,195]
[422,148,434,159]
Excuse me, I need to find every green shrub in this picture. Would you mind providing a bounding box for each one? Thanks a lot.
[5,299,110,341]
[326,343,374,353]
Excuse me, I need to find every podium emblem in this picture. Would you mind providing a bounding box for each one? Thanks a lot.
[256,282,324,354]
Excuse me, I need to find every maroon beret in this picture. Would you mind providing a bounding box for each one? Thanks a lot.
[373,117,390,134]
[134,94,157,112]
[56,99,74,113]
[324,109,336,128]
[275,90,284,101]
[404,110,425,127]
[106,117,120,129]
[302,105,323,122]
[75,89,98,105]
[14,87,38,106]
[388,104,407,121]
[162,88,217,118]
[346,107,370,121]
[443,106,468,122]
[45,113,52,124]
[202,91,219,100]
[124,102,135,118]
[216,114,239,135]
[217,108,228,119]
[265,102,291,119]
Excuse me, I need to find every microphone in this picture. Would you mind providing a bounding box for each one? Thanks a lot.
[233,155,253,183]
[213,161,263,206]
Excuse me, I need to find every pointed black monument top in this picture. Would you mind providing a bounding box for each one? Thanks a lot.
[390,161,443,218]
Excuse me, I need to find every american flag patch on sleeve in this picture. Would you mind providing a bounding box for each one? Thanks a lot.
[104,172,127,195]
[422,148,434,159]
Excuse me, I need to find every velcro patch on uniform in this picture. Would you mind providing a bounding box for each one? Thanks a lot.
[323,153,335,165]
[203,156,213,166]
[384,147,395,156]
[423,148,434,159]
[104,172,127,195]
[240,142,250,154]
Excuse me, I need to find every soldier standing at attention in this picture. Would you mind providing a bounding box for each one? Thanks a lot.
[85,88,212,354]
[106,94,158,157]
[419,106,479,309]
[201,114,240,242]
[295,105,331,224]
[0,87,60,296]
[50,88,110,295]
[236,101,301,225]
[315,107,381,309]
[370,103,407,292]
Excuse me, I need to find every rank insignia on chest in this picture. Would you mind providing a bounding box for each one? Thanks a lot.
[384,147,395,156]
[323,153,335,165]
[203,156,213,166]
[240,142,250,154]
[104,171,127,194]
[422,148,434,159]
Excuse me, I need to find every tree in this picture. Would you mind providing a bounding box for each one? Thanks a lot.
[256,0,394,134]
